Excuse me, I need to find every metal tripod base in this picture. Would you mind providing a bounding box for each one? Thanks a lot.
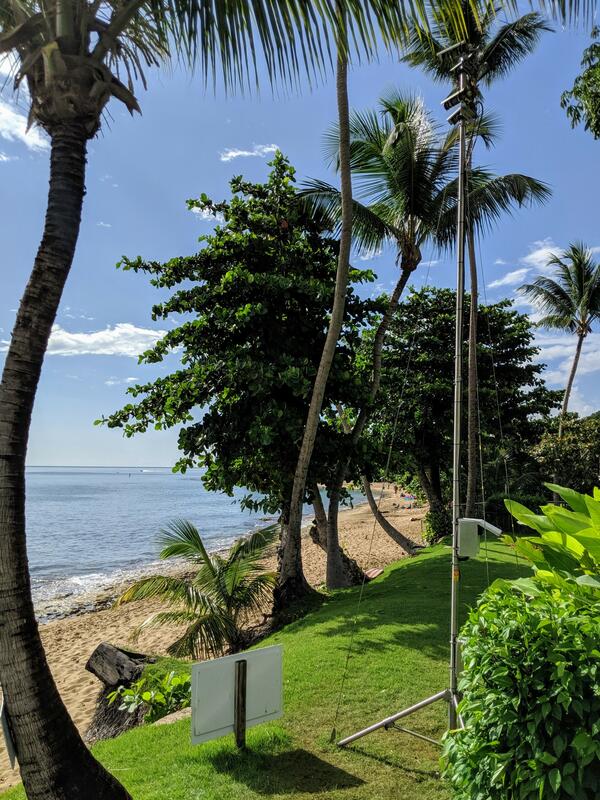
[337,687,463,748]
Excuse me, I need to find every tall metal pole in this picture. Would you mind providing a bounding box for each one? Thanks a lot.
[337,51,473,749]
[449,62,467,730]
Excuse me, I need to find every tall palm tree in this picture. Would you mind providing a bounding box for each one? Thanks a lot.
[299,91,548,571]
[520,243,600,437]
[117,521,277,658]
[0,2,432,795]
[403,3,550,516]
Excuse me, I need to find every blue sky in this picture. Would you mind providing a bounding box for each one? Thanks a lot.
[1,18,599,466]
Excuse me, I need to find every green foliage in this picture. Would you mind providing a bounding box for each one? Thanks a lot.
[504,483,600,600]
[108,671,191,724]
[363,287,560,536]
[442,583,600,800]
[519,242,600,337]
[100,154,381,514]
[532,414,600,494]
[424,508,452,543]
[300,90,548,263]
[5,541,528,800]
[562,27,600,139]
[116,521,277,658]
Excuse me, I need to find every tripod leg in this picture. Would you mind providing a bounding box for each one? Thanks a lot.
[338,688,450,747]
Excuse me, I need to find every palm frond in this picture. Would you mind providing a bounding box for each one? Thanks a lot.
[298,179,401,253]
[157,518,216,573]
[115,574,207,608]
[435,171,551,249]
[480,13,552,86]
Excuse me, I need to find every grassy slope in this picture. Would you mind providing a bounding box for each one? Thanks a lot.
[5,541,527,800]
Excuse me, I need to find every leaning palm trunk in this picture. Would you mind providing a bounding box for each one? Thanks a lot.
[325,261,418,577]
[558,330,586,438]
[465,226,479,518]
[0,127,131,799]
[360,477,417,553]
[275,38,352,609]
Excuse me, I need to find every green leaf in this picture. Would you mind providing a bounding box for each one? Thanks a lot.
[544,483,589,514]
[548,768,561,793]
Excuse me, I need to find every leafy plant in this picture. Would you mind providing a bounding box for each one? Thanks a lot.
[108,671,191,724]
[442,584,600,799]
[116,521,277,658]
[504,482,600,601]
[562,26,600,139]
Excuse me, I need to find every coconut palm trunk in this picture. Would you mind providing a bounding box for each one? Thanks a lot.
[0,126,131,798]
[558,330,586,438]
[275,35,352,610]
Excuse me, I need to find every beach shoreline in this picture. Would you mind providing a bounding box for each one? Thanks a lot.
[0,485,426,792]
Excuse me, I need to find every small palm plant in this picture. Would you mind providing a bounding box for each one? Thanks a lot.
[116,521,277,659]
[520,242,600,435]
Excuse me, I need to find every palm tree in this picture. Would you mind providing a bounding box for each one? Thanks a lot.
[299,91,548,566]
[403,3,550,516]
[117,521,277,658]
[0,2,439,794]
[520,243,600,437]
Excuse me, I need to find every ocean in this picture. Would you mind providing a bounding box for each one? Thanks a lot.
[25,466,363,617]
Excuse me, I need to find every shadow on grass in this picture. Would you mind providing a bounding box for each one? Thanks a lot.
[209,747,365,794]
[298,543,529,662]
[344,743,440,779]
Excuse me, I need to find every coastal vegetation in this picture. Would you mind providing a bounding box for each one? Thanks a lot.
[0,0,599,798]
[115,521,277,658]
[2,541,531,800]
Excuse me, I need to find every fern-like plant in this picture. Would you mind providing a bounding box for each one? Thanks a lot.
[116,521,277,658]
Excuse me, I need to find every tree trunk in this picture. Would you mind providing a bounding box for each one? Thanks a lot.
[558,331,586,438]
[0,124,131,799]
[325,488,353,588]
[465,226,479,518]
[310,483,328,550]
[276,34,352,611]
[361,476,417,553]
[324,265,416,560]
[415,462,444,516]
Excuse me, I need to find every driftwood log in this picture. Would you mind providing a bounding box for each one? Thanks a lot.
[84,643,156,743]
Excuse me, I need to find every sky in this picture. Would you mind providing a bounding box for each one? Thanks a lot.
[1,15,599,467]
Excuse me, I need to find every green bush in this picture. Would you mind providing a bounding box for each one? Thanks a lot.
[442,583,600,799]
[108,670,191,723]
[505,483,600,601]
[423,506,451,543]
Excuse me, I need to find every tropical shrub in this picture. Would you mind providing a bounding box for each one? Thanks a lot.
[108,671,191,724]
[531,414,600,497]
[116,521,277,658]
[442,584,600,799]
[504,483,600,601]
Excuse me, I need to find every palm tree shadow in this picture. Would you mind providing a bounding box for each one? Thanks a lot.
[209,747,365,794]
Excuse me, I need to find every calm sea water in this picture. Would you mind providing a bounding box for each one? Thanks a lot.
[25,467,362,612]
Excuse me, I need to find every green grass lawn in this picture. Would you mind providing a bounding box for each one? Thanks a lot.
[6,541,528,800]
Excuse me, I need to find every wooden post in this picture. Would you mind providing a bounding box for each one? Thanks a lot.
[234,660,247,749]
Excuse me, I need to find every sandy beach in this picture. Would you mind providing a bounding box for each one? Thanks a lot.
[0,486,425,792]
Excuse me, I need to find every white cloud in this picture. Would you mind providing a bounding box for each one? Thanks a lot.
[520,238,561,272]
[494,258,507,265]
[191,207,224,223]
[0,99,48,151]
[0,323,169,357]
[97,221,112,228]
[105,376,138,386]
[219,143,279,162]
[488,268,530,289]
[0,152,16,162]
[536,331,600,384]
[566,385,597,417]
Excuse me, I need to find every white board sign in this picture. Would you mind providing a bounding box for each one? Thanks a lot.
[191,645,283,745]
